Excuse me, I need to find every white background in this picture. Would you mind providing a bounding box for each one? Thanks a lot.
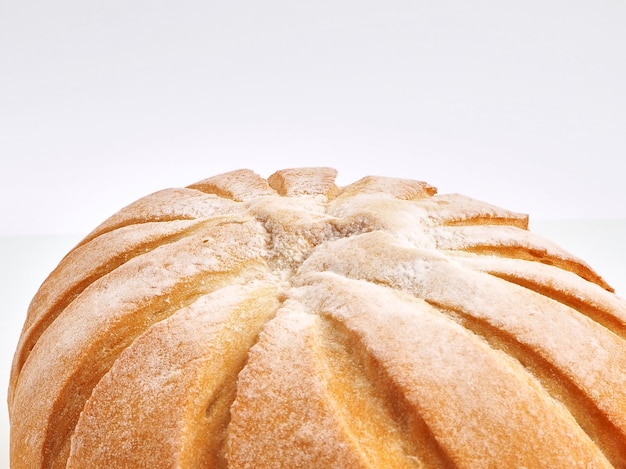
[1,1,625,466]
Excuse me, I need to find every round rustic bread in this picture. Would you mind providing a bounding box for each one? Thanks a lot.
[9,167,626,468]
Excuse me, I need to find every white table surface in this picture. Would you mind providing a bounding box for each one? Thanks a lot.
[2,220,625,466]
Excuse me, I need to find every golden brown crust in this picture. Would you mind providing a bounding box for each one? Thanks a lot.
[67,282,281,468]
[267,167,339,198]
[9,167,625,468]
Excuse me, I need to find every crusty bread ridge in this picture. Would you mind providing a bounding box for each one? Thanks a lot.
[8,167,626,468]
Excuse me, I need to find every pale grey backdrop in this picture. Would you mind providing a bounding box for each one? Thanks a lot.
[2,0,626,236]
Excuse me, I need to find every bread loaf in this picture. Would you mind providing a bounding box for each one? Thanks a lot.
[9,167,626,468]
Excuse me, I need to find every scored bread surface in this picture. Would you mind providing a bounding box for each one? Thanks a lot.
[8,167,626,468]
